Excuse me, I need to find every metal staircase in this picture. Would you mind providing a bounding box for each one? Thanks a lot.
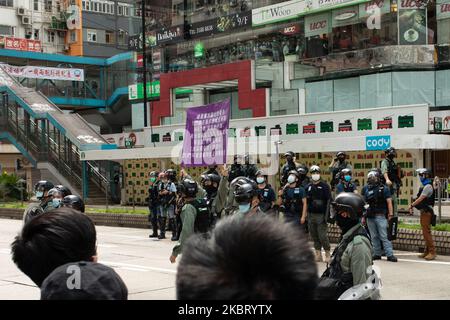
[0,64,114,204]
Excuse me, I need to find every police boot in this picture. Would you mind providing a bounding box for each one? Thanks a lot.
[315,250,323,262]
[324,251,331,264]
[171,218,178,241]
[149,221,158,238]
[158,218,166,239]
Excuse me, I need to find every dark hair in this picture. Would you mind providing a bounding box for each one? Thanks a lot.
[176,216,318,300]
[11,207,97,287]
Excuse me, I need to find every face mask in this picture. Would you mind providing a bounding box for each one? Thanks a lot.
[150,177,156,183]
[420,177,430,186]
[36,191,44,199]
[256,177,265,184]
[52,198,62,208]
[287,175,296,184]
[239,203,251,213]
[336,215,357,234]
[344,175,352,182]
[311,174,321,182]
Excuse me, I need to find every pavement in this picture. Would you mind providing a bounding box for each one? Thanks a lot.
[1,219,450,300]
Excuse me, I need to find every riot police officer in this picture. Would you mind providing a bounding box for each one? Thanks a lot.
[148,171,161,238]
[297,165,310,189]
[23,180,54,224]
[158,172,177,240]
[381,147,402,217]
[255,170,276,214]
[200,170,229,221]
[231,177,265,218]
[281,151,300,186]
[362,169,397,262]
[329,152,352,191]
[242,153,259,181]
[305,165,332,263]
[336,168,358,195]
[62,195,85,213]
[277,170,307,227]
[46,186,70,211]
[228,155,245,182]
[317,192,378,300]
[410,168,437,260]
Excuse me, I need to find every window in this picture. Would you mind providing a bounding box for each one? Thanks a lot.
[45,0,52,12]
[94,2,98,11]
[118,31,126,45]
[105,31,115,44]
[124,6,129,16]
[0,25,12,35]
[82,1,86,10]
[118,5,123,15]
[70,30,77,42]
[56,1,61,12]
[0,0,13,7]
[47,31,55,43]
[34,29,40,40]
[102,3,106,12]
[87,29,97,42]
[34,0,39,11]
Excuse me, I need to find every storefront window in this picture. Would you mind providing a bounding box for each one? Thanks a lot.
[437,0,450,44]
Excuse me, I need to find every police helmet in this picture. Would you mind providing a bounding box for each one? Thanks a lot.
[367,169,381,184]
[288,170,300,179]
[47,188,62,198]
[310,165,321,173]
[165,169,177,181]
[255,169,266,177]
[416,168,432,177]
[62,195,85,213]
[336,151,346,158]
[341,168,352,176]
[385,147,397,157]
[149,171,159,178]
[233,177,258,204]
[207,173,221,184]
[34,181,54,193]
[54,185,72,198]
[284,151,295,158]
[331,192,366,220]
[178,179,198,198]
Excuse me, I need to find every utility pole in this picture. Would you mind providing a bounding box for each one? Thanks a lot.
[141,0,148,127]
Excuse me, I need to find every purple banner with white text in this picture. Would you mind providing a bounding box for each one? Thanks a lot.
[181,99,231,167]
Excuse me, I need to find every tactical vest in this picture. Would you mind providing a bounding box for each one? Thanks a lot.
[148,182,160,208]
[385,158,400,184]
[188,199,213,234]
[342,182,356,193]
[228,164,245,182]
[364,184,387,217]
[283,187,304,216]
[415,183,435,211]
[281,162,297,183]
[332,162,349,186]
[159,182,176,206]
[316,225,370,300]
[306,182,329,214]
[257,185,273,212]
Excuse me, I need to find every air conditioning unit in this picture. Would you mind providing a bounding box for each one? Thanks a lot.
[17,7,26,16]
[22,16,32,25]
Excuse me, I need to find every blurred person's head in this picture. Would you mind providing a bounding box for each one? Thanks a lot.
[34,180,54,202]
[176,216,318,299]
[62,195,85,213]
[11,208,97,287]
[41,261,127,300]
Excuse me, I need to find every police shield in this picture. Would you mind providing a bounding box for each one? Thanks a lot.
[387,216,398,241]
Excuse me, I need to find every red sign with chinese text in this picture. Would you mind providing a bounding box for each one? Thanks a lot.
[3,37,42,52]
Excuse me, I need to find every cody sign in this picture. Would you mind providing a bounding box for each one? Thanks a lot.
[366,135,391,151]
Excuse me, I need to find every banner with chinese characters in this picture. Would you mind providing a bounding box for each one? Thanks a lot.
[3,64,85,82]
[181,99,231,167]
[3,37,41,52]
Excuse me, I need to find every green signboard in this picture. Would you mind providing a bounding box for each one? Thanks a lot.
[398,115,414,128]
[194,42,205,58]
[128,81,193,100]
[320,121,333,133]
[358,118,372,131]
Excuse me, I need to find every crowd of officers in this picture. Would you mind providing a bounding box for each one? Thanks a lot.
[23,181,86,223]
[147,147,438,298]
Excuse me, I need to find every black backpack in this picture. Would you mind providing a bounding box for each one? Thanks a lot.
[316,225,370,300]
[188,198,213,234]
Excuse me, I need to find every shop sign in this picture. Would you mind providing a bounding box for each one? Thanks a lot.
[252,0,306,26]
[3,37,41,52]
[190,11,252,38]
[194,42,205,58]
[332,5,360,27]
[3,64,84,81]
[366,135,391,150]
[359,0,390,18]
[305,12,331,37]
[136,54,143,68]
[398,7,427,45]
[429,111,450,132]
[128,32,157,51]
[281,24,302,35]
[398,0,427,9]
[304,0,372,15]
[156,26,184,45]
[437,0,450,20]
[128,82,193,100]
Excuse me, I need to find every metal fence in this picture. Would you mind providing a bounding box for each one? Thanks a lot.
[435,178,450,203]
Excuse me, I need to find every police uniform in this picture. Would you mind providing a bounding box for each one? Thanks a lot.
[306,181,331,252]
[171,203,197,258]
[158,181,177,219]
[362,183,395,258]
[206,176,229,221]
[414,182,436,258]
[281,161,300,186]
[281,185,306,224]
[228,164,245,182]
[381,158,401,217]
[243,163,259,181]
[329,161,352,190]
[148,180,161,233]
[256,184,276,213]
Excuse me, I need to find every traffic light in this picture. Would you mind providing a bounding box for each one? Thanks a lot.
[16,159,23,171]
